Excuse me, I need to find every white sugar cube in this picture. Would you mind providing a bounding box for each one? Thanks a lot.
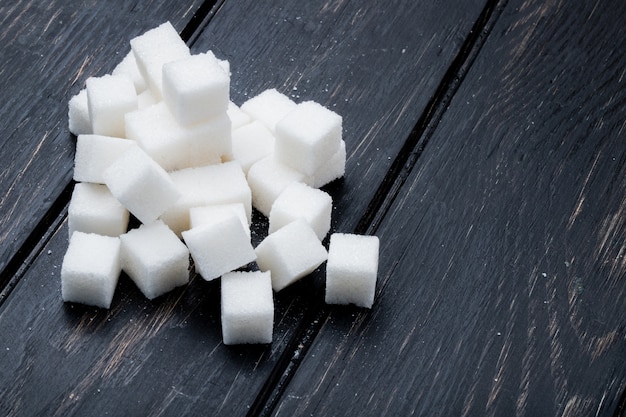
[325,233,379,308]
[112,50,147,94]
[130,21,190,99]
[161,161,251,235]
[68,89,92,136]
[186,113,232,167]
[86,74,138,138]
[269,182,332,241]
[246,156,305,217]
[189,203,250,239]
[61,232,121,309]
[227,101,251,129]
[163,52,229,126]
[120,220,190,300]
[241,89,296,133]
[137,89,158,109]
[125,103,190,171]
[255,220,327,291]
[73,134,137,184]
[125,102,230,171]
[188,202,251,275]
[275,101,342,176]
[68,183,129,238]
[221,270,273,345]
[231,121,275,174]
[305,139,346,188]
[103,146,181,224]
[182,214,256,281]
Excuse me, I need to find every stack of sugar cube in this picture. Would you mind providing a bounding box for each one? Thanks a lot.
[62,21,379,346]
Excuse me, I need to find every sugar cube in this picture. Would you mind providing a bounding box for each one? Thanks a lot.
[68,182,129,238]
[68,89,92,136]
[61,231,121,309]
[221,270,274,345]
[231,121,275,174]
[103,146,181,224]
[125,103,191,171]
[227,101,251,129]
[161,161,251,235]
[73,134,137,184]
[241,88,296,133]
[125,102,230,171]
[269,182,332,241]
[120,221,190,300]
[130,21,190,99]
[189,203,250,239]
[182,214,256,281]
[163,52,229,126]
[86,74,138,137]
[112,50,147,94]
[255,220,328,291]
[137,89,157,109]
[246,156,306,217]
[305,139,346,188]
[325,233,379,308]
[188,203,250,273]
[274,101,342,176]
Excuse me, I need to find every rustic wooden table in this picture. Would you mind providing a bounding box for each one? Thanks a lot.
[0,0,624,416]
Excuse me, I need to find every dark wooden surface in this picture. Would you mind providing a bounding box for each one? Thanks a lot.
[0,1,624,416]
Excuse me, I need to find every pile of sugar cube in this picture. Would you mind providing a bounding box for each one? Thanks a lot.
[62,22,379,345]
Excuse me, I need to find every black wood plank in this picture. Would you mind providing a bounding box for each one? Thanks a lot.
[0,0,488,415]
[275,1,626,416]
[0,0,207,287]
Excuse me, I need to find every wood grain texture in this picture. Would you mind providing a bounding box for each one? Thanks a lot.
[0,0,488,415]
[275,0,626,416]
[0,0,205,281]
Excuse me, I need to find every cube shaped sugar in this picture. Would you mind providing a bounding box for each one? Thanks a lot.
[255,220,328,291]
[61,232,121,309]
[120,220,190,300]
[125,103,191,171]
[68,183,129,238]
[112,50,147,94]
[137,89,157,109]
[274,101,342,176]
[231,121,275,174]
[182,214,256,281]
[163,52,229,126]
[241,89,296,133]
[68,89,92,136]
[221,270,274,345]
[246,156,305,217]
[305,139,346,188]
[73,134,137,184]
[269,182,332,241]
[189,203,250,239]
[130,21,190,99]
[103,146,181,224]
[125,102,230,171]
[86,74,138,137]
[161,161,251,236]
[227,101,251,129]
[188,203,250,274]
[325,233,379,308]
[186,113,232,167]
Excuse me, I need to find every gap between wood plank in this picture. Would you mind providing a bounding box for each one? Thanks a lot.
[0,1,224,305]
[0,182,72,305]
[181,0,227,46]
[245,0,509,416]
